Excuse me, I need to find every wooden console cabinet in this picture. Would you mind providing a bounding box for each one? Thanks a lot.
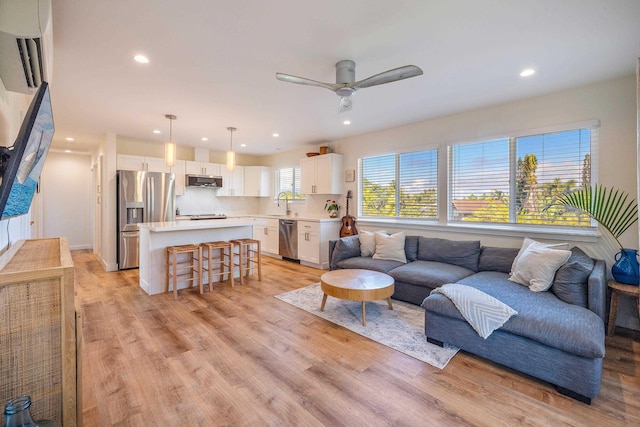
[0,238,78,426]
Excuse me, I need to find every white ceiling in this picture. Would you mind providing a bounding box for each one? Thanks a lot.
[49,1,640,155]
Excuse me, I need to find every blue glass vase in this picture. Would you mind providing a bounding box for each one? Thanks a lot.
[611,248,640,285]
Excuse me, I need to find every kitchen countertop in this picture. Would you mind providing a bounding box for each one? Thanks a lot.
[243,214,343,223]
[176,214,343,223]
[139,217,264,232]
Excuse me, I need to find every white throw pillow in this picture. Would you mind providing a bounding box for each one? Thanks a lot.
[359,230,386,257]
[510,237,569,274]
[509,242,571,292]
[372,231,407,263]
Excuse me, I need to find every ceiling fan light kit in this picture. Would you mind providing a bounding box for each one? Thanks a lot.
[276,59,423,112]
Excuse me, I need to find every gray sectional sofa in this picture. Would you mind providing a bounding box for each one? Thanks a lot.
[328,234,607,403]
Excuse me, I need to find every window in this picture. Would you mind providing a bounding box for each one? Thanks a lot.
[360,149,438,219]
[276,167,304,200]
[449,127,593,227]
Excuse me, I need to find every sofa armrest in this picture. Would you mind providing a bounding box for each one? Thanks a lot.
[328,236,361,270]
[328,240,338,270]
[588,259,607,322]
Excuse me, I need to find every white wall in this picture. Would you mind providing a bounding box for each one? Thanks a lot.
[332,75,637,250]
[40,151,93,249]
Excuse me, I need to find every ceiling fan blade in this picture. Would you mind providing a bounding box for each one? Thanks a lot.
[276,73,339,92]
[352,65,423,90]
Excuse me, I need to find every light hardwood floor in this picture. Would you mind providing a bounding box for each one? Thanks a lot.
[74,250,640,426]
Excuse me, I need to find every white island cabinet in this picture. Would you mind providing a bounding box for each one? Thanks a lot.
[138,218,264,295]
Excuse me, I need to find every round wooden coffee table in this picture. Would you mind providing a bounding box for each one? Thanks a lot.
[320,269,395,326]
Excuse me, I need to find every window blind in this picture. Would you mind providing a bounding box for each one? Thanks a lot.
[449,128,592,227]
[515,129,591,226]
[276,167,304,199]
[360,149,437,219]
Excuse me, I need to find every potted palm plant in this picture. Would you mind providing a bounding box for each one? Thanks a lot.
[545,184,639,285]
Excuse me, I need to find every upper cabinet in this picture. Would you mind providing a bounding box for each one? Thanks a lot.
[300,153,343,195]
[244,166,272,197]
[218,166,244,196]
[185,161,220,176]
[173,160,186,196]
[117,154,171,173]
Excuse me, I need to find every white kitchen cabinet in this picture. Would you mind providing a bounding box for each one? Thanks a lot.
[297,220,341,269]
[219,166,244,196]
[185,160,220,176]
[244,166,272,197]
[117,154,171,173]
[300,153,343,194]
[253,218,279,255]
[172,160,186,196]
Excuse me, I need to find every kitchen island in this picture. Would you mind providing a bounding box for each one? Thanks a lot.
[138,218,264,295]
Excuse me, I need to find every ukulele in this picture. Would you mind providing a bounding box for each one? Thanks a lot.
[340,190,358,237]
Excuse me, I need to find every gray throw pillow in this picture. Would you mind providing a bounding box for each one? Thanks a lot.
[405,236,419,262]
[417,237,481,272]
[551,247,594,307]
[330,235,361,269]
[478,246,520,273]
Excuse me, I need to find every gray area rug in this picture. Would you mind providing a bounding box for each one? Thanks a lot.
[275,283,458,369]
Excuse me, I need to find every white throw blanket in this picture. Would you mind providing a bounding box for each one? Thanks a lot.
[431,283,517,339]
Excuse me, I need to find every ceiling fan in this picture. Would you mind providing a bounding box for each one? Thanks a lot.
[276,60,423,112]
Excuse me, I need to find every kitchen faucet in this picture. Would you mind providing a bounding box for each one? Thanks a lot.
[276,192,290,216]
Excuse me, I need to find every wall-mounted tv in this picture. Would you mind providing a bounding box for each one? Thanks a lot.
[0,81,54,219]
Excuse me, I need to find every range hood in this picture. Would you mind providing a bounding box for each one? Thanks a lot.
[186,174,223,188]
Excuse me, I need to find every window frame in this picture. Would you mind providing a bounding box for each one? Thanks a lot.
[355,120,599,241]
[358,148,439,220]
[274,166,305,201]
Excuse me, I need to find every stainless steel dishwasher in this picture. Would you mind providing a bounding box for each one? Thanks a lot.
[279,219,298,260]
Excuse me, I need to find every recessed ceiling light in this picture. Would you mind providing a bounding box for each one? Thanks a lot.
[64,150,72,153]
[153,130,161,134]
[520,68,535,77]
[201,137,208,141]
[272,133,279,137]
[240,144,246,148]
[134,55,149,64]
[65,137,74,141]
[343,120,351,125]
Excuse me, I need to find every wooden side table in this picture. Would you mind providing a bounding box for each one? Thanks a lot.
[607,279,640,336]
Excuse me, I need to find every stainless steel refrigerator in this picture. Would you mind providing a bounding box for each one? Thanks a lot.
[117,170,175,269]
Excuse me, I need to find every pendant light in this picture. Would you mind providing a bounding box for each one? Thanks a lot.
[165,114,177,166]
[226,126,236,171]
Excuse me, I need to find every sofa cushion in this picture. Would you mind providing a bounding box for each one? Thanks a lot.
[359,230,384,257]
[509,241,571,292]
[336,256,404,273]
[330,235,360,270]
[405,235,419,262]
[551,247,594,307]
[478,246,519,273]
[510,237,570,273]
[423,271,605,359]
[418,237,481,271]
[389,260,475,289]
[373,231,406,263]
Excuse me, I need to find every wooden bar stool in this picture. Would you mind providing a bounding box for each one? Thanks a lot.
[200,241,234,290]
[165,244,203,299]
[230,238,262,285]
